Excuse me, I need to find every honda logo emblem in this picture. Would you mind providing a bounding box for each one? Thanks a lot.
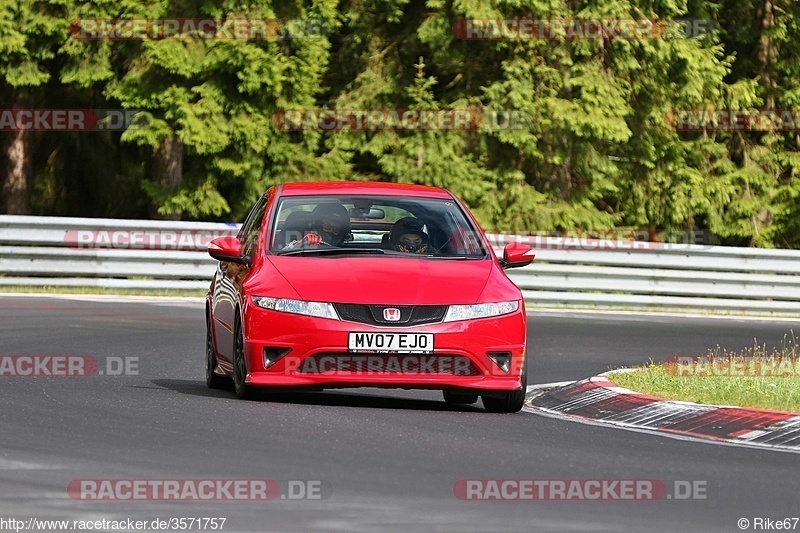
[383,308,401,322]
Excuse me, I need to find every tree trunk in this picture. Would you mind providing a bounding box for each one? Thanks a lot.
[757,0,777,109]
[149,135,183,220]
[1,129,33,214]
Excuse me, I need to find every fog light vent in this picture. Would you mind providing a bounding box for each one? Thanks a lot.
[487,352,512,373]
[263,347,291,369]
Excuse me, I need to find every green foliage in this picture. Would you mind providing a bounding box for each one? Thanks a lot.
[0,0,66,89]
[2,0,800,247]
[142,177,230,218]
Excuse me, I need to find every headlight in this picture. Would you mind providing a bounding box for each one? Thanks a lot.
[443,301,519,322]
[252,296,339,320]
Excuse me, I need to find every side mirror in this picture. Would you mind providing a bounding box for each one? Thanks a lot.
[501,242,534,269]
[208,237,248,265]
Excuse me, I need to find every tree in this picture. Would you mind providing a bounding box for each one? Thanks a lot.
[106,0,341,220]
[0,0,66,214]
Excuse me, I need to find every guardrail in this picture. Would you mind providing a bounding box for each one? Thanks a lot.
[492,235,800,314]
[0,216,235,291]
[2,215,800,314]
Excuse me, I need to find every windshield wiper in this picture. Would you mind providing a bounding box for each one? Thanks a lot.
[276,247,387,256]
[426,255,477,260]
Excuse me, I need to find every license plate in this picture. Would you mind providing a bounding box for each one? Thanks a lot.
[348,332,434,354]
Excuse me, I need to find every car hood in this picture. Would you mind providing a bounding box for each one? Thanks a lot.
[266,255,494,305]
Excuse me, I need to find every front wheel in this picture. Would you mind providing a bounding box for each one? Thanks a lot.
[205,315,227,390]
[233,317,256,400]
[481,367,527,413]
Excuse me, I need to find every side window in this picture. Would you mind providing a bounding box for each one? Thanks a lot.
[237,198,262,241]
[239,196,267,257]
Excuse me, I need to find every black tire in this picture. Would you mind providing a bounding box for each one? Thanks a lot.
[233,316,256,400]
[205,315,227,389]
[481,367,527,413]
[443,390,479,405]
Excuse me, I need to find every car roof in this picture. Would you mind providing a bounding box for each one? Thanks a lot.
[277,181,453,199]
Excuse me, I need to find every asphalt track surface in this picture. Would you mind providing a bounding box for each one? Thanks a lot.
[1,295,799,533]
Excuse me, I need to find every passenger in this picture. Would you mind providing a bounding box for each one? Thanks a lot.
[389,217,430,254]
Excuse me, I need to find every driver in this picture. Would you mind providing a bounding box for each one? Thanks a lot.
[282,202,351,250]
[311,202,350,246]
[389,217,429,254]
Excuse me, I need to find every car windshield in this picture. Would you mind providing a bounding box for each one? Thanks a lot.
[269,195,486,258]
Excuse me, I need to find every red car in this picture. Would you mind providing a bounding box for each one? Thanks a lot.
[205,182,534,412]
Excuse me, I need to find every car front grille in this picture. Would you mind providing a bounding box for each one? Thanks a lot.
[333,304,447,327]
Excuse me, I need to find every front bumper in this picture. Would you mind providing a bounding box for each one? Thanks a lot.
[242,302,527,392]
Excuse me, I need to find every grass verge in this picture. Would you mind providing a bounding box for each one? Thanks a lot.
[0,286,206,298]
[609,365,800,413]
[608,334,800,413]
